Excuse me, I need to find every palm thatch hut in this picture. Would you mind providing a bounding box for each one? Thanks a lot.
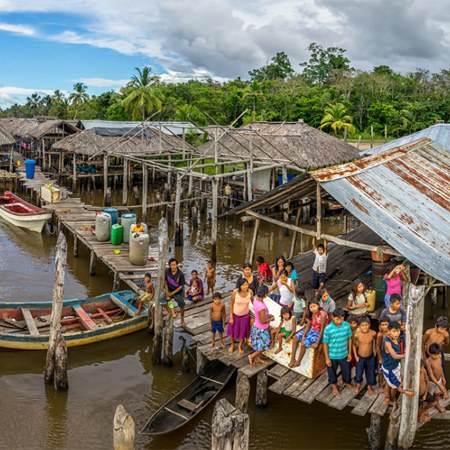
[0,124,15,147]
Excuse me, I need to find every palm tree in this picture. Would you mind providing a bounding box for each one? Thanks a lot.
[242,80,266,113]
[69,83,89,119]
[121,67,162,121]
[26,93,42,115]
[319,103,356,136]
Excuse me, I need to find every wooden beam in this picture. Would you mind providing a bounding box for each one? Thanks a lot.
[289,207,302,259]
[249,218,260,264]
[103,154,108,206]
[122,158,128,206]
[142,164,148,222]
[316,182,321,239]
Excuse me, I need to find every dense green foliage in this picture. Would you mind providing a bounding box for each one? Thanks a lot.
[2,43,449,139]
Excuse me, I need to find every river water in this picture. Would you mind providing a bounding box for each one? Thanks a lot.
[0,184,448,450]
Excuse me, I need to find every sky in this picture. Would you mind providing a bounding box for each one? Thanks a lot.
[0,0,449,106]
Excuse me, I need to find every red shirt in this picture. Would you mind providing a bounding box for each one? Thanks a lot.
[257,262,272,280]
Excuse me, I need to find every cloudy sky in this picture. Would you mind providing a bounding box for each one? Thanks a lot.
[0,0,449,105]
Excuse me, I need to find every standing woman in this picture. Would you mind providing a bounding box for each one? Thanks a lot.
[228,278,253,354]
[236,262,259,295]
[347,279,369,318]
[270,256,286,303]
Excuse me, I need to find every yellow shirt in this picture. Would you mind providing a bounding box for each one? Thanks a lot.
[131,224,144,233]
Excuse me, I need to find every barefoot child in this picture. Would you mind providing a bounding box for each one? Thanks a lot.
[270,306,296,354]
[204,260,216,295]
[376,316,391,393]
[249,285,274,365]
[381,321,414,405]
[323,308,353,397]
[419,359,437,423]
[210,292,226,348]
[186,278,204,303]
[426,343,449,412]
[423,316,449,378]
[292,286,306,325]
[312,238,328,295]
[318,288,335,320]
[135,272,154,317]
[354,316,377,395]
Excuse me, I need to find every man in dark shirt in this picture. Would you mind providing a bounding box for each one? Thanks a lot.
[160,258,186,326]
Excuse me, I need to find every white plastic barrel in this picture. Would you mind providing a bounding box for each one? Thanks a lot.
[121,213,136,243]
[129,232,150,266]
[95,212,111,242]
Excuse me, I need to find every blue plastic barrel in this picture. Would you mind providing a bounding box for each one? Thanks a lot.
[104,207,118,225]
[25,159,36,179]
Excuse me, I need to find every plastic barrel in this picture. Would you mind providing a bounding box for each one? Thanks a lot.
[121,213,136,243]
[366,289,376,312]
[371,261,389,306]
[104,207,118,225]
[129,232,149,266]
[95,212,111,242]
[25,159,36,179]
[111,224,123,245]
[128,222,148,243]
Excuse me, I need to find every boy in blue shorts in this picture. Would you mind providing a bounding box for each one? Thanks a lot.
[311,237,328,295]
[210,292,226,348]
[323,308,353,397]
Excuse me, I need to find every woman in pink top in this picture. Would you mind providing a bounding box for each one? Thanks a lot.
[249,285,274,365]
[228,278,253,354]
[289,300,328,368]
[384,263,407,308]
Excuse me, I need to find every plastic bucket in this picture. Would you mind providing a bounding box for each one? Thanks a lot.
[25,159,36,179]
[104,207,118,225]
[111,224,123,245]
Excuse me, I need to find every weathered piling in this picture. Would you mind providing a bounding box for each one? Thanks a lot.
[211,398,249,450]
[180,336,190,372]
[113,404,135,450]
[133,186,140,203]
[152,217,169,365]
[366,413,381,450]
[44,232,68,388]
[103,154,109,206]
[54,331,68,390]
[191,205,198,229]
[163,314,174,367]
[235,372,250,413]
[105,187,112,207]
[255,370,268,408]
[174,173,183,246]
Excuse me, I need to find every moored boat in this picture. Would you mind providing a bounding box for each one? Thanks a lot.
[0,191,53,233]
[0,290,148,350]
[141,360,236,436]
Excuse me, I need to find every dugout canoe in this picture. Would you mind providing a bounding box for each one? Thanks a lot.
[141,360,236,436]
[0,290,148,350]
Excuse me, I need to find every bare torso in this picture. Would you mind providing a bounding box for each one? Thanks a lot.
[356,329,377,357]
[211,303,225,321]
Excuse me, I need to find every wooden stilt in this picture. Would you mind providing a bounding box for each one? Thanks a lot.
[316,182,322,239]
[255,370,268,408]
[211,399,249,450]
[44,232,68,386]
[343,214,348,234]
[103,154,108,206]
[142,164,148,222]
[211,178,218,264]
[122,158,128,206]
[162,314,174,367]
[113,272,120,292]
[180,336,190,373]
[398,284,426,449]
[385,399,401,449]
[235,372,250,413]
[113,404,135,450]
[366,413,381,450]
[191,206,198,229]
[54,331,68,390]
[73,235,78,257]
[289,207,302,259]
[196,346,208,375]
[174,174,183,246]
[72,153,77,192]
[105,187,112,208]
[152,217,169,365]
[249,218,260,264]
[89,250,96,276]
[133,186,140,204]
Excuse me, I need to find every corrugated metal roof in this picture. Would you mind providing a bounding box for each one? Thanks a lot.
[312,138,450,284]
[80,120,200,135]
[362,123,450,156]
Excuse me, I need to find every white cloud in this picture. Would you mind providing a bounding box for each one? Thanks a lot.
[0,86,54,106]
[73,77,129,88]
[0,22,35,36]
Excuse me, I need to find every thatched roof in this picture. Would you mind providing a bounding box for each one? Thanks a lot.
[0,124,15,146]
[52,127,186,156]
[0,118,79,140]
[197,121,359,169]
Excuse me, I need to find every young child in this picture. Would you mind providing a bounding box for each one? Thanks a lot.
[311,238,328,295]
[186,278,204,303]
[353,316,377,394]
[131,218,145,233]
[270,306,297,354]
[256,256,272,284]
[381,321,414,405]
[423,316,449,378]
[210,292,226,348]
[380,294,406,331]
[419,359,437,423]
[426,343,448,412]
[268,269,295,307]
[292,286,306,325]
[285,261,299,287]
[384,263,407,308]
[347,279,369,318]
[135,272,154,316]
[204,260,216,296]
[318,288,335,320]
[376,316,391,393]
[323,308,353,397]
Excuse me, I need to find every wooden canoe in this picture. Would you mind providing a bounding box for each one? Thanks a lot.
[0,191,52,233]
[141,360,236,436]
[0,290,148,350]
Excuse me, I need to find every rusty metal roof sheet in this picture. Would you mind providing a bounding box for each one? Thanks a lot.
[312,138,450,284]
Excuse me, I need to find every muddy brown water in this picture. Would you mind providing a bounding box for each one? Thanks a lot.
[0,184,448,450]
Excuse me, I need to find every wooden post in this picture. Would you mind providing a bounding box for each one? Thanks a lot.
[142,164,148,222]
[54,331,68,390]
[343,214,348,234]
[316,182,321,239]
[73,235,78,257]
[180,336,190,372]
[89,250,96,276]
[133,186,140,203]
[44,232,67,385]
[398,284,426,449]
[249,218,260,264]
[42,139,46,171]
[211,399,249,450]
[289,207,302,259]
[366,413,381,450]
[163,183,171,202]
[370,125,374,149]
[122,158,128,206]
[113,272,120,292]
[163,314,174,367]
[191,206,198,229]
[174,173,183,246]
[255,370,268,408]
[235,372,250,413]
[103,154,108,206]
[72,153,77,192]
[196,346,208,375]
[385,398,402,449]
[152,217,169,365]
[282,166,289,236]
[211,178,218,264]
[113,404,135,450]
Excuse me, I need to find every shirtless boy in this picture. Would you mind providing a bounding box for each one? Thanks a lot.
[376,316,390,393]
[426,343,448,413]
[210,292,226,348]
[419,359,436,423]
[423,316,449,377]
[353,316,377,394]
[204,260,216,296]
